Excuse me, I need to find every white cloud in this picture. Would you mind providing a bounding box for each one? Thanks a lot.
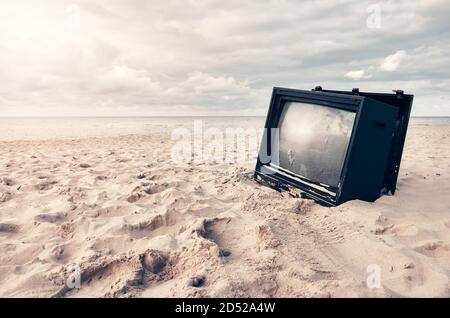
[380,50,407,72]
[96,66,161,95]
[173,72,250,95]
[345,70,373,80]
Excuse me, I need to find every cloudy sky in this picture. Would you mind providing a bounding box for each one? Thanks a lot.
[0,0,449,116]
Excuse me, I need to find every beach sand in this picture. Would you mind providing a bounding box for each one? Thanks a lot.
[1,125,450,297]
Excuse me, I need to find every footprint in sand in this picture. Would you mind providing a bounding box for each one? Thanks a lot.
[35,180,58,191]
[373,223,418,236]
[1,178,15,186]
[199,218,233,258]
[51,254,143,298]
[52,250,177,298]
[51,245,65,261]
[0,192,12,203]
[189,275,206,288]
[141,250,167,274]
[414,241,450,258]
[121,210,181,239]
[0,223,19,233]
[34,212,67,224]
[126,182,169,203]
[127,193,141,203]
[143,183,168,195]
[57,222,75,239]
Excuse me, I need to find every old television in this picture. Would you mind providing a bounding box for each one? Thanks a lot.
[254,86,413,206]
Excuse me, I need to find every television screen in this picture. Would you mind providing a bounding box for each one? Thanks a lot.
[275,101,356,188]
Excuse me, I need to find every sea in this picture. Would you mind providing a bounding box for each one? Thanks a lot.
[0,116,448,141]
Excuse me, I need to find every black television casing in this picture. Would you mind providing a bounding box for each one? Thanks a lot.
[254,87,414,206]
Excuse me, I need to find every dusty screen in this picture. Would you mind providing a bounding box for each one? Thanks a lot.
[277,101,356,187]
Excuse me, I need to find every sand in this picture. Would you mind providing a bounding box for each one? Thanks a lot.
[0,125,449,298]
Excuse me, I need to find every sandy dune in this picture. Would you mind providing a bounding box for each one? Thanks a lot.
[1,125,450,297]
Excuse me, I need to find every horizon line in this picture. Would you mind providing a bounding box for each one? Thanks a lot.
[0,115,450,119]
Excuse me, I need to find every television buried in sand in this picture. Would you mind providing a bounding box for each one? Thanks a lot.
[254,86,414,206]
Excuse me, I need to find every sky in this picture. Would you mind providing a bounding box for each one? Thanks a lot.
[0,0,449,117]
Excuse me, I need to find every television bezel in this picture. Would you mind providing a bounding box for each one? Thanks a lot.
[255,87,363,205]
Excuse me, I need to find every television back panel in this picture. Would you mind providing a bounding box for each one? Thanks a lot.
[320,88,414,195]
[338,97,399,203]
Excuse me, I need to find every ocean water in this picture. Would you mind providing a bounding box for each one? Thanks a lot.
[0,116,448,141]
[409,117,450,126]
[0,117,266,141]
